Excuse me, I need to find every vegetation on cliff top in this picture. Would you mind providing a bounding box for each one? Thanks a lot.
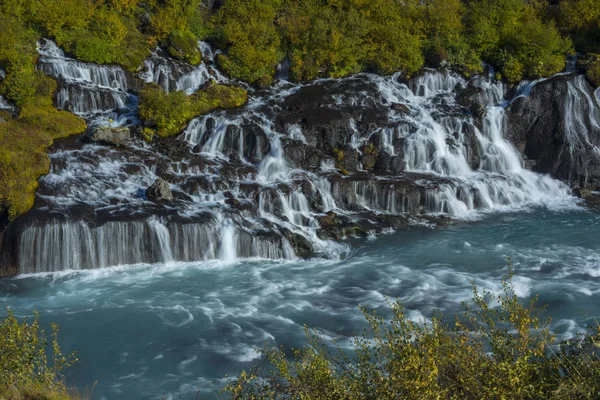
[0,0,598,221]
[225,276,600,399]
[0,0,599,98]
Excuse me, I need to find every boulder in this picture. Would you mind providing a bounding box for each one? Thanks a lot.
[90,126,131,146]
[334,146,359,174]
[282,139,324,171]
[390,156,405,174]
[146,178,173,202]
[391,103,410,113]
[456,85,487,118]
[360,144,379,170]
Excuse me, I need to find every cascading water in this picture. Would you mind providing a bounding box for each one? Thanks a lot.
[7,42,583,274]
[140,42,224,94]
[37,39,133,122]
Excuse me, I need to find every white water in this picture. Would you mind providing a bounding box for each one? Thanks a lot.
[37,39,132,119]
[140,41,223,94]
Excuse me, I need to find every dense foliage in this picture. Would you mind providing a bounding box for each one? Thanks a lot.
[0,310,78,399]
[0,0,598,94]
[225,277,600,399]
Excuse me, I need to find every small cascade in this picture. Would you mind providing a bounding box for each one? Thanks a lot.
[37,39,133,119]
[17,217,296,273]
[0,68,16,112]
[375,71,572,217]
[562,75,600,181]
[140,42,221,94]
[218,221,237,262]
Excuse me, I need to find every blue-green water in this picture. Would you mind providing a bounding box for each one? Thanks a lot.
[2,209,600,399]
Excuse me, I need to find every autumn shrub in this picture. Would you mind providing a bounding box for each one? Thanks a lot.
[224,276,600,399]
[167,30,202,66]
[0,310,78,399]
[464,0,572,83]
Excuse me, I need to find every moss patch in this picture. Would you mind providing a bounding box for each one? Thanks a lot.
[0,87,86,220]
[139,83,248,138]
[167,30,202,66]
[586,57,600,87]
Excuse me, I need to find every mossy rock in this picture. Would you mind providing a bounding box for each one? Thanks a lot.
[0,97,86,220]
[139,83,248,138]
[586,58,600,88]
[167,30,202,66]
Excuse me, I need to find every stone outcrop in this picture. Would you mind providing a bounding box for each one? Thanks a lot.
[90,126,131,146]
[146,178,173,202]
[506,74,600,188]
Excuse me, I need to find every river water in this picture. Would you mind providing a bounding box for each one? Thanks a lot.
[2,207,599,399]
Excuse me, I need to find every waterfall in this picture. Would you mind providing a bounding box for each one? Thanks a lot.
[140,42,221,94]
[563,76,600,182]
[37,39,134,121]
[374,71,572,218]
[12,48,581,274]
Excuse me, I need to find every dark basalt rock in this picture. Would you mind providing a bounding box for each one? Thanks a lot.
[146,178,173,202]
[456,83,488,118]
[276,76,389,152]
[281,228,313,258]
[360,144,379,170]
[506,73,600,187]
[282,139,324,171]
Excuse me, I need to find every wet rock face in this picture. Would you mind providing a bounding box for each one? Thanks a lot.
[146,178,173,202]
[506,74,600,187]
[277,76,389,153]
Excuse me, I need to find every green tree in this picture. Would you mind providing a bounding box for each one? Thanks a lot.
[215,0,282,84]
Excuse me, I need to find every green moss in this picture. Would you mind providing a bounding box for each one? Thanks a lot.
[167,30,202,66]
[139,83,248,138]
[0,82,86,220]
[586,58,600,87]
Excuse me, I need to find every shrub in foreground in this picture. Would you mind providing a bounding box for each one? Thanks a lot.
[0,310,78,400]
[225,277,600,399]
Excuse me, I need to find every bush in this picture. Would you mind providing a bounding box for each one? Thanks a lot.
[215,0,282,84]
[587,59,600,87]
[224,275,600,399]
[0,310,77,397]
[559,0,600,53]
[167,30,202,66]
[464,0,572,83]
